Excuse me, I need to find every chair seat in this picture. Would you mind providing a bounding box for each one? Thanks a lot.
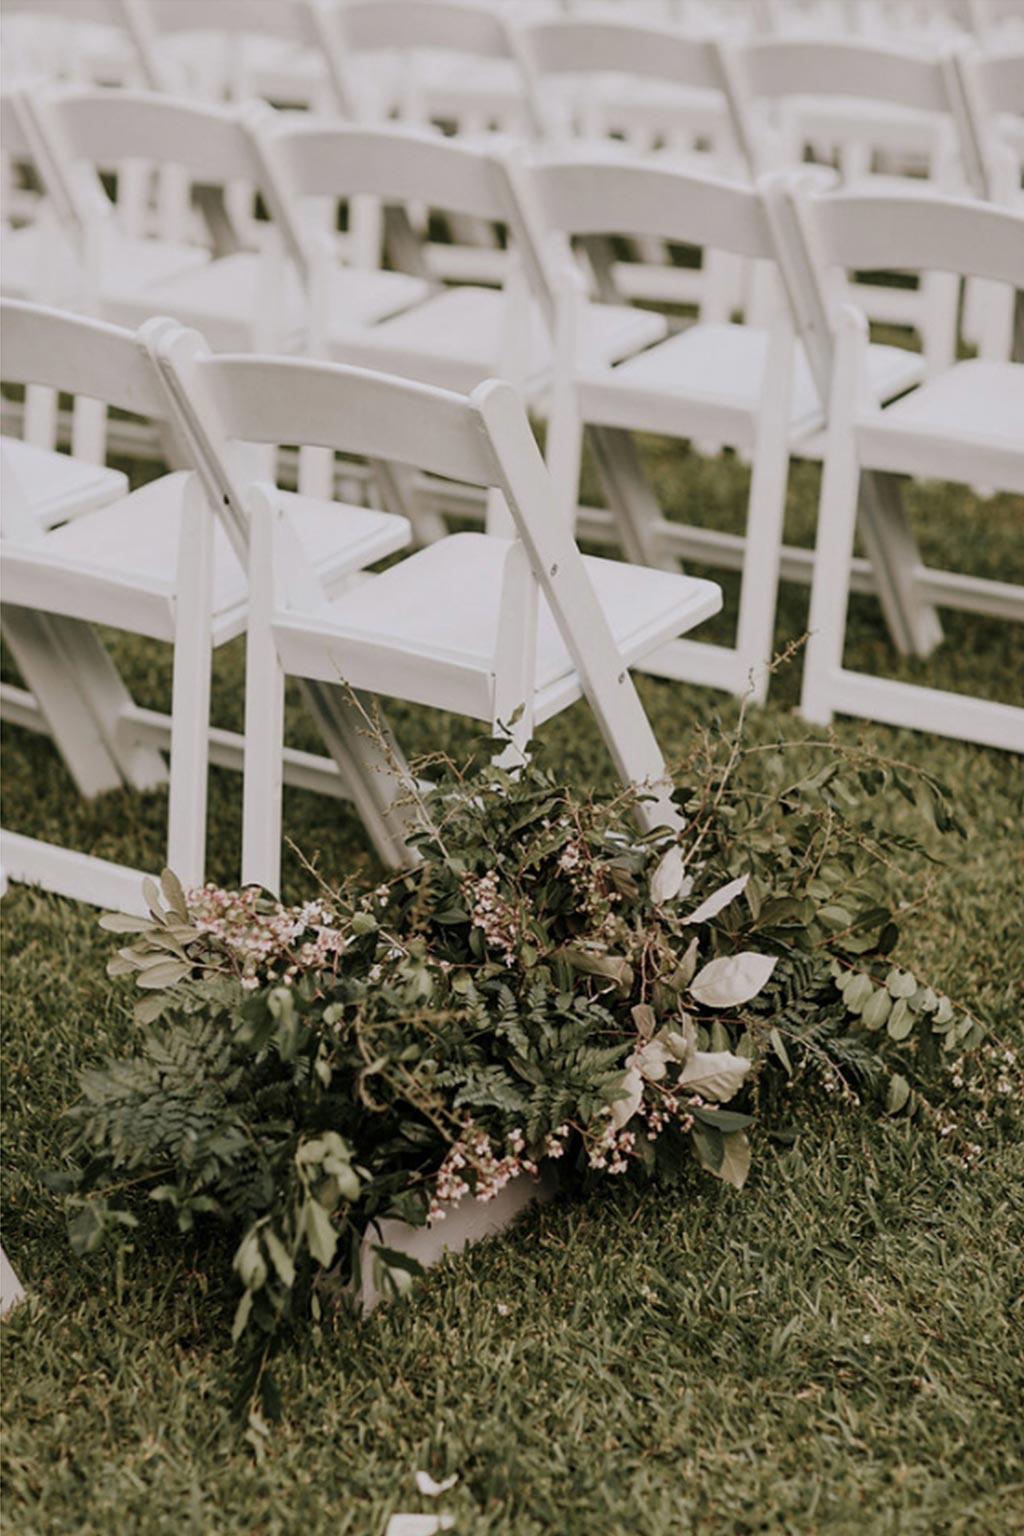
[116,250,431,350]
[857,359,1024,493]
[327,285,667,394]
[576,322,925,445]
[2,438,128,529]
[17,472,411,643]
[97,229,210,300]
[271,530,722,722]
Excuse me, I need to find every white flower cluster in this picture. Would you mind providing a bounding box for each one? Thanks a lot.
[185,884,346,987]
[461,870,521,965]
[587,1122,636,1174]
[429,1125,539,1223]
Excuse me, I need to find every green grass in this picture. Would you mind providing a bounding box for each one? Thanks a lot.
[2,440,1023,1535]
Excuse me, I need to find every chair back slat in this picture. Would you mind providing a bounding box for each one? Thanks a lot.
[1,300,167,419]
[531,157,777,261]
[810,189,1024,287]
[737,37,955,115]
[339,0,515,59]
[258,119,513,225]
[34,88,264,186]
[188,354,502,488]
[520,19,726,94]
[146,0,317,44]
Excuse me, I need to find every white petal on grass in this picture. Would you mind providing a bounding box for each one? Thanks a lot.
[690,951,777,1009]
[650,845,685,905]
[415,1473,459,1498]
[386,1518,456,1536]
[683,874,749,927]
[678,1050,751,1103]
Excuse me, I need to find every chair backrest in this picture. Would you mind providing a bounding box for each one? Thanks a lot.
[734,35,958,113]
[776,177,1024,391]
[250,116,553,312]
[794,183,1024,287]
[146,318,509,586]
[20,86,286,251]
[338,0,518,60]
[729,35,971,180]
[515,18,756,165]
[0,0,147,83]
[955,46,1024,195]
[0,299,170,541]
[528,153,779,265]
[134,0,352,108]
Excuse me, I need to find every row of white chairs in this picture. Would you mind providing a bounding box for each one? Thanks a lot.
[3,97,1021,718]
[2,184,1021,912]
[0,298,723,911]
[6,7,1021,390]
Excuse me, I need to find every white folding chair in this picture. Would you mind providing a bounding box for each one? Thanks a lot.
[250,116,666,398]
[513,17,757,318]
[725,34,977,371]
[956,45,1024,362]
[121,0,349,112]
[0,301,414,908]
[532,152,935,699]
[1,91,130,525]
[150,325,722,893]
[788,186,1024,751]
[332,0,538,134]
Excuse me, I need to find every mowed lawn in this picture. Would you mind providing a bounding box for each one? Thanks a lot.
[2,436,1022,1536]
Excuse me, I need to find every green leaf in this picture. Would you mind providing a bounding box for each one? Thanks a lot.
[886,1074,911,1115]
[769,1027,793,1077]
[263,1228,296,1290]
[691,1120,724,1174]
[886,968,917,999]
[887,997,915,1042]
[862,989,892,1031]
[134,960,190,990]
[68,1202,109,1256]
[159,868,190,923]
[304,1199,337,1269]
[231,1288,253,1343]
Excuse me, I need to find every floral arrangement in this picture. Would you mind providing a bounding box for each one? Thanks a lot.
[58,724,1000,1420]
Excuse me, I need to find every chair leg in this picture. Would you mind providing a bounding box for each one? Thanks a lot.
[588,425,676,571]
[732,311,795,704]
[1,606,166,797]
[167,479,214,888]
[241,498,286,895]
[857,470,944,659]
[801,316,864,728]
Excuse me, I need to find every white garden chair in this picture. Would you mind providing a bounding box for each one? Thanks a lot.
[331,0,539,134]
[1,93,134,528]
[955,45,1024,364]
[16,85,433,355]
[323,0,544,286]
[531,152,934,699]
[121,0,349,112]
[513,16,757,318]
[787,185,1024,751]
[724,34,977,371]
[249,116,666,397]
[150,323,722,893]
[0,301,414,909]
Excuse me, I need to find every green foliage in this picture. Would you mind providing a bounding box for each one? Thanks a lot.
[55,721,987,1416]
